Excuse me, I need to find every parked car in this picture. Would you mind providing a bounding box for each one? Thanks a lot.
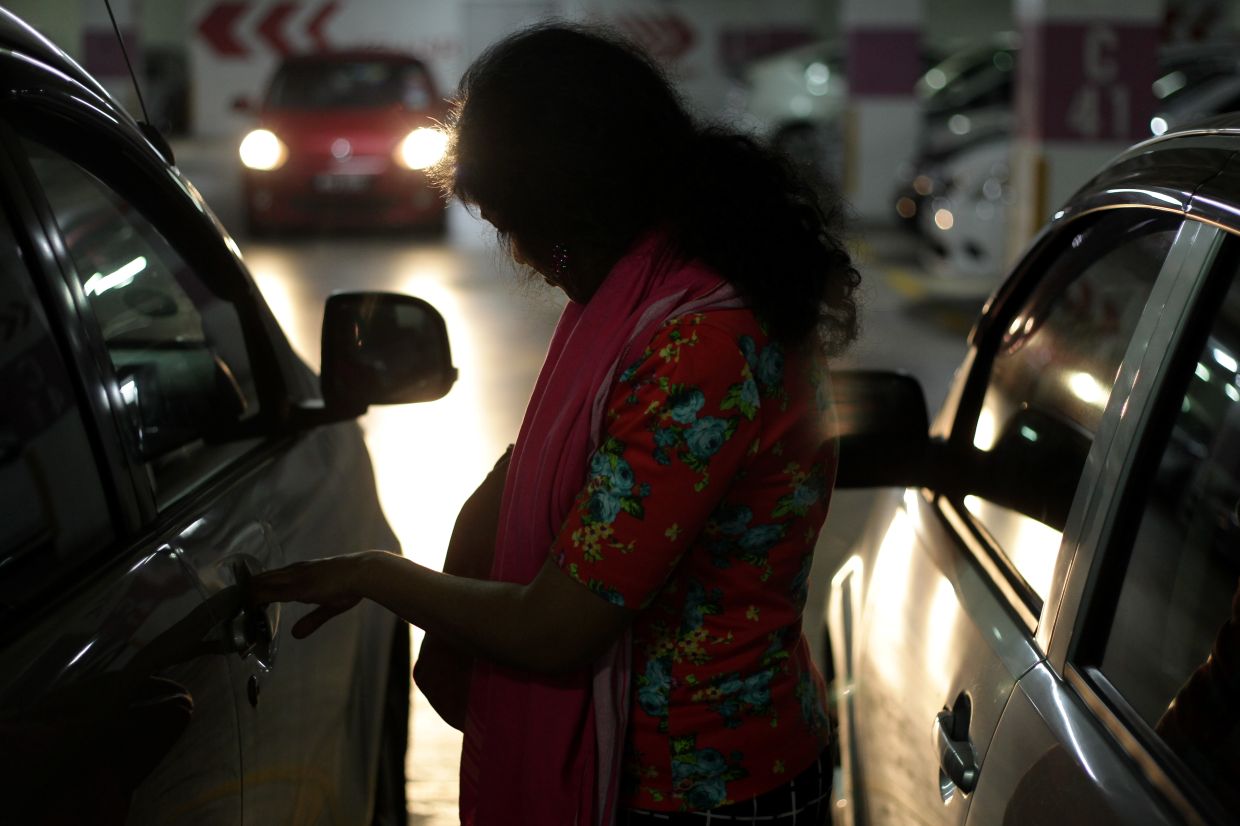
[916,31,1019,157]
[1151,68,1240,136]
[825,114,1240,824]
[731,40,944,184]
[896,41,1240,246]
[235,50,449,237]
[0,8,457,824]
[906,49,1240,296]
[730,40,846,181]
[913,132,1013,292]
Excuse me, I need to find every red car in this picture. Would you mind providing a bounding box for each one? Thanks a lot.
[237,51,449,235]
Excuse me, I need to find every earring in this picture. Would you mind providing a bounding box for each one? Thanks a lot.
[551,243,570,279]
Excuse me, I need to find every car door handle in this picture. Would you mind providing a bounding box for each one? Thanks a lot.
[224,561,280,669]
[934,709,978,794]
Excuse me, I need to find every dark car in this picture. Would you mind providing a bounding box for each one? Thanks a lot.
[0,8,456,824]
[825,114,1240,824]
[236,51,449,236]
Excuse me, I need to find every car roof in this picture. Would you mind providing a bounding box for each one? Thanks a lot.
[1061,112,1240,234]
[0,6,118,112]
[0,6,173,165]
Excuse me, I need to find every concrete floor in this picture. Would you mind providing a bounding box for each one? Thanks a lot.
[175,138,984,824]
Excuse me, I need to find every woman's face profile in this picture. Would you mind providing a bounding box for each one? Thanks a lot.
[479,206,571,294]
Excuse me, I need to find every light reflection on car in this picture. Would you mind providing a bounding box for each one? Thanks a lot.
[825,113,1240,825]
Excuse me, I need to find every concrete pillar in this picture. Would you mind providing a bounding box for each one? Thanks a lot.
[841,0,922,223]
[80,0,142,116]
[1007,0,1162,257]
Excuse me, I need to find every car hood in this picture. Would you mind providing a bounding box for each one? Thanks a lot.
[261,106,436,154]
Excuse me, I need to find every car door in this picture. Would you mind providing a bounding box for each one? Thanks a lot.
[7,100,401,822]
[963,224,1240,823]
[0,135,243,824]
[841,208,1192,826]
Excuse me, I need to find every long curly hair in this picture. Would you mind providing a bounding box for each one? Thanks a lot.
[436,22,861,354]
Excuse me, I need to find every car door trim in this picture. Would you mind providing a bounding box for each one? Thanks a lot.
[1063,664,1218,826]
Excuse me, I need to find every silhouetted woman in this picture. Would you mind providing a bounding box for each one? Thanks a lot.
[254,22,860,825]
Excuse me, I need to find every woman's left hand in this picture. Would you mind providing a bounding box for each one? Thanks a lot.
[250,552,378,638]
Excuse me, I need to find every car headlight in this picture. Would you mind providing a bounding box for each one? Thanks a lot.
[240,129,288,171]
[396,127,448,170]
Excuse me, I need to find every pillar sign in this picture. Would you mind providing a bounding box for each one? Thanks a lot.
[1020,21,1159,143]
[841,0,922,223]
[1007,0,1161,258]
[846,28,921,98]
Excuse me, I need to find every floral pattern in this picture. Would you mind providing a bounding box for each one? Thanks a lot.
[670,736,747,810]
[555,311,835,811]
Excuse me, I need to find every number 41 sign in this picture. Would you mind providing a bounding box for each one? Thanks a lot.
[1023,21,1159,143]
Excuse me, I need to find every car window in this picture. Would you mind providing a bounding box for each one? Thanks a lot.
[22,139,265,509]
[1088,267,1240,811]
[0,209,113,615]
[267,59,432,109]
[961,213,1178,602]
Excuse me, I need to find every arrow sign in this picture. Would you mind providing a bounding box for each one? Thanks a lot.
[257,2,297,57]
[198,2,249,58]
[614,13,695,62]
[306,1,338,52]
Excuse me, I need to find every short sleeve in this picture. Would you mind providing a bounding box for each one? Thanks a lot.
[554,314,763,609]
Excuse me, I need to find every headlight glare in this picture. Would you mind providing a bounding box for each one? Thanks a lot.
[240,129,288,171]
[397,127,448,170]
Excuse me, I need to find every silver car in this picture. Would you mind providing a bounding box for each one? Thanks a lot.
[828,113,1240,825]
[0,8,455,824]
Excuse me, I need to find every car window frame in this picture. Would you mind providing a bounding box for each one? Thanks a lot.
[0,122,143,535]
[0,147,130,629]
[1052,230,1240,826]
[0,98,294,523]
[936,207,1199,635]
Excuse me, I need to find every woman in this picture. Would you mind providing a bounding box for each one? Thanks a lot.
[252,23,860,825]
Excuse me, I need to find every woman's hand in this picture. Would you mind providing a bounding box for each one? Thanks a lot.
[250,552,381,639]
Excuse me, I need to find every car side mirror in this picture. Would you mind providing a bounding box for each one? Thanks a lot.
[317,291,457,419]
[830,370,936,488]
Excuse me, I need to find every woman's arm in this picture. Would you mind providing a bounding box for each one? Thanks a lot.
[251,551,634,676]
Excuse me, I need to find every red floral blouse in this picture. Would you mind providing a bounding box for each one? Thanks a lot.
[553,309,835,811]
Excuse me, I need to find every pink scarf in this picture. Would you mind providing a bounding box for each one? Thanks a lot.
[459,235,743,825]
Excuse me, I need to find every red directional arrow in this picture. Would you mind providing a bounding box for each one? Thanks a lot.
[614,13,695,62]
[307,2,338,52]
[663,15,695,60]
[257,2,297,57]
[198,2,249,57]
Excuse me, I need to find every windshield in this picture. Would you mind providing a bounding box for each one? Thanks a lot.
[266,59,433,110]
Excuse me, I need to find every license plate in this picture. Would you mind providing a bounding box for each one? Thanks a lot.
[313,174,373,193]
